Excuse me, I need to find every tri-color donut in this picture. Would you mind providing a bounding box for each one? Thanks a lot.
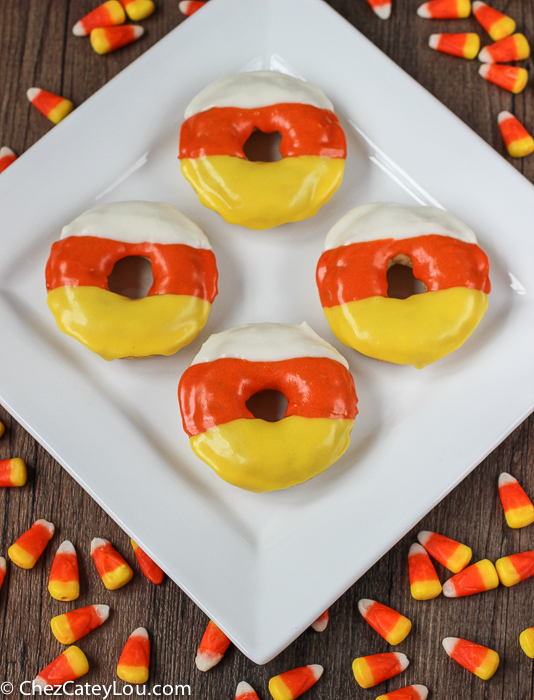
[45,201,218,360]
[316,203,491,368]
[178,322,358,492]
[179,71,347,229]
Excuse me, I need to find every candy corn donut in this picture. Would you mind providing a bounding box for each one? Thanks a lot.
[178,322,358,492]
[179,71,346,229]
[317,203,491,368]
[46,201,218,360]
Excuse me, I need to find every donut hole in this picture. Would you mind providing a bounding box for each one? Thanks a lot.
[107,256,153,299]
[243,129,283,162]
[246,389,289,422]
[387,254,427,300]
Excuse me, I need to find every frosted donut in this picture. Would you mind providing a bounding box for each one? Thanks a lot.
[179,71,346,229]
[316,203,491,369]
[45,201,218,360]
[178,322,358,492]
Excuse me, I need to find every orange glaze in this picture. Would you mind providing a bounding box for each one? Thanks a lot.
[45,236,218,301]
[179,357,358,436]
[179,103,347,160]
[317,235,490,307]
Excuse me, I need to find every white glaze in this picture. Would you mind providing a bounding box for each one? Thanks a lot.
[184,71,334,119]
[191,322,349,369]
[324,203,478,251]
[61,201,212,249]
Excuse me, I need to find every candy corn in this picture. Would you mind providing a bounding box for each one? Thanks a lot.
[131,539,164,584]
[429,33,480,59]
[417,531,472,573]
[195,620,231,671]
[8,519,54,569]
[0,458,27,487]
[0,557,6,591]
[90,538,133,590]
[269,665,323,700]
[119,0,155,21]
[499,114,534,158]
[27,88,74,125]
[48,541,79,601]
[479,34,530,62]
[498,472,534,526]
[90,25,144,54]
[353,653,409,689]
[442,637,499,680]
[519,627,534,658]
[495,551,534,587]
[376,686,429,700]
[34,646,89,688]
[408,543,442,600]
[73,1,126,36]
[0,147,17,174]
[311,609,329,632]
[479,64,528,93]
[472,1,515,40]
[366,0,392,20]
[236,682,260,700]
[417,0,471,19]
[0,420,4,437]
[358,599,412,645]
[443,559,499,597]
[117,627,150,684]
[179,0,206,15]
[51,604,110,644]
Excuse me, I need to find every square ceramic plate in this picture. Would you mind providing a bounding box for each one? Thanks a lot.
[1,0,534,664]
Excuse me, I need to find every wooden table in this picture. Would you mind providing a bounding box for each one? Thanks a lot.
[0,1,533,698]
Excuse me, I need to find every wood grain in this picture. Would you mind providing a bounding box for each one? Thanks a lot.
[0,0,533,698]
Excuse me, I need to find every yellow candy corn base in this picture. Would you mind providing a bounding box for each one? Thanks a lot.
[64,646,89,677]
[181,155,344,229]
[520,628,534,658]
[8,458,27,486]
[117,664,149,684]
[489,17,516,41]
[387,617,412,645]
[495,557,520,587]
[505,504,534,528]
[8,543,36,569]
[49,100,74,125]
[47,287,211,361]
[411,580,442,600]
[507,137,534,159]
[48,580,80,602]
[352,658,375,689]
[324,288,488,369]
[101,564,133,590]
[269,676,294,700]
[124,0,155,20]
[475,649,500,680]
[51,616,77,645]
[190,416,354,492]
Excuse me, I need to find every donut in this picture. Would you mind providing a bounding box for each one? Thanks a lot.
[178,322,358,492]
[45,201,218,360]
[316,203,491,368]
[179,71,347,229]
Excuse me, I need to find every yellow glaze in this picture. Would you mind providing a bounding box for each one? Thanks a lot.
[64,646,89,678]
[520,628,534,658]
[47,286,211,361]
[268,676,293,700]
[8,543,36,569]
[117,664,149,684]
[51,616,77,645]
[324,288,488,369]
[101,563,133,590]
[190,416,354,492]
[48,579,80,602]
[181,155,344,229]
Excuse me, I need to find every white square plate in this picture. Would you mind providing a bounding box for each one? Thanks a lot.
[1,0,534,664]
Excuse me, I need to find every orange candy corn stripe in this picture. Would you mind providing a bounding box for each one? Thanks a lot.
[90,25,144,54]
[27,88,74,125]
[48,540,79,601]
[417,0,471,19]
[196,620,231,671]
[495,551,534,587]
[117,627,150,684]
[34,646,89,688]
[131,540,164,584]
[442,637,499,680]
[366,0,392,20]
[0,458,27,487]
[520,627,534,658]
[408,543,442,600]
[119,0,155,21]
[479,33,530,63]
[443,559,499,597]
[8,519,54,569]
[0,557,6,591]
[311,609,329,632]
[353,653,409,689]
[179,0,206,15]
[72,1,126,36]
[498,472,534,525]
[358,599,412,645]
[472,1,515,40]
[51,604,110,644]
[429,33,480,59]
[479,64,528,93]
[90,538,133,590]
[236,682,260,700]
[0,147,17,174]
[417,531,472,573]
[269,665,323,700]
[376,686,428,700]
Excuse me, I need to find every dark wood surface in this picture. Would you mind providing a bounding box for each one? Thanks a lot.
[1,0,533,698]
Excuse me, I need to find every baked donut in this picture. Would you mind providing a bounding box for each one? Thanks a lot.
[46,201,218,360]
[316,203,491,368]
[179,71,346,229]
[178,322,358,492]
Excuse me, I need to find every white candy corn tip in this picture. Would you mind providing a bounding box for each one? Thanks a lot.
[57,540,76,554]
[91,537,109,554]
[442,579,456,597]
[27,87,41,103]
[472,1,485,10]
[358,599,375,616]
[33,677,48,690]
[442,637,460,655]
[72,20,87,36]
[35,519,55,536]
[309,664,324,680]
[0,556,6,573]
[131,627,148,638]
[417,3,432,18]
[479,64,490,78]
[478,46,493,63]
[94,604,110,621]
[0,146,15,158]
[428,34,440,49]
[132,25,145,39]
[195,651,223,672]
[498,471,517,485]
[417,531,432,546]
[394,653,409,672]
[311,612,329,632]
[373,3,391,20]
[236,681,255,697]
[413,685,429,700]
[409,542,426,556]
